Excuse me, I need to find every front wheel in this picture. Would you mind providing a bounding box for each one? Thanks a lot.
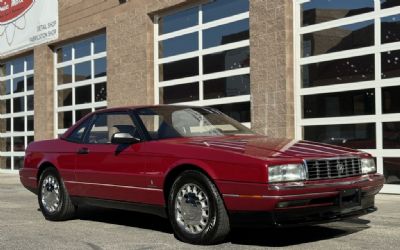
[168,170,230,245]
[38,168,76,221]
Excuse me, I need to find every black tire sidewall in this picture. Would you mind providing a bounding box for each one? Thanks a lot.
[168,171,222,244]
[38,168,66,219]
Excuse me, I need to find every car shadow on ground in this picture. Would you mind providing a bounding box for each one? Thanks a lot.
[73,206,370,247]
[229,218,370,247]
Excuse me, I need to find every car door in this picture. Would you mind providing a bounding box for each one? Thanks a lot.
[74,111,149,203]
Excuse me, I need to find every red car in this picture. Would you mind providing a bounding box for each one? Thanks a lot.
[20,105,384,245]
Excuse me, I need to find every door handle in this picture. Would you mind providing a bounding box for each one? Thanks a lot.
[77,148,89,155]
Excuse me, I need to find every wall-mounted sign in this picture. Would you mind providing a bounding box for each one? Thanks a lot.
[0,0,58,56]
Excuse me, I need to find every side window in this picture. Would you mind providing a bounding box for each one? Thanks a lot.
[85,113,138,144]
[67,118,92,142]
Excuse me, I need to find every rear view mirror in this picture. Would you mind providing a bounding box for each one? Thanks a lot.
[111,132,141,144]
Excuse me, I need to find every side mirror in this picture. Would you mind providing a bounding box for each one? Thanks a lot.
[111,132,141,144]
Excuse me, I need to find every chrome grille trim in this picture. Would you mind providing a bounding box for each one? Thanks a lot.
[305,157,362,180]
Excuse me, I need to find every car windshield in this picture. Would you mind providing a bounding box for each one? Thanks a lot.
[136,106,255,139]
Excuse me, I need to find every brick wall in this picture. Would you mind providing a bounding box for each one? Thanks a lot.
[0,0,295,144]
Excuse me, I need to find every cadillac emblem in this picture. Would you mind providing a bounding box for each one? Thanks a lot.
[337,163,345,174]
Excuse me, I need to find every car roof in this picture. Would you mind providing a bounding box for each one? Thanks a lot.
[60,105,208,139]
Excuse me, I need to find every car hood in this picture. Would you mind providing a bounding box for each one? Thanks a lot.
[170,135,366,160]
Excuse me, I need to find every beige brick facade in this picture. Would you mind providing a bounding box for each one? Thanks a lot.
[0,0,294,167]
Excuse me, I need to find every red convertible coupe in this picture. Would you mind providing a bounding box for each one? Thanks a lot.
[20,105,384,244]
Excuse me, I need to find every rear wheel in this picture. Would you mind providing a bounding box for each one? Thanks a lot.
[38,168,76,221]
[168,170,230,245]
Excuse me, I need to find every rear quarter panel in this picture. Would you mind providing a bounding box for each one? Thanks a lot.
[22,139,80,194]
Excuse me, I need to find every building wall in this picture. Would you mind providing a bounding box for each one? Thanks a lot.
[250,0,294,138]
[0,0,294,166]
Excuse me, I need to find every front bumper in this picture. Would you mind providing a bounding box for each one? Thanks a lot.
[217,174,384,227]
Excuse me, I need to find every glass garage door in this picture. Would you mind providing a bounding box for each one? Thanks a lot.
[295,0,400,193]
[0,55,34,170]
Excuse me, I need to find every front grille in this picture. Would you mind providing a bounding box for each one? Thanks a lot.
[305,157,362,180]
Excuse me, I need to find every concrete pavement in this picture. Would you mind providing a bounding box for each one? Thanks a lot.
[1,172,399,249]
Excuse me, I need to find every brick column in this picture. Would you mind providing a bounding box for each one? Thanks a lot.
[33,45,55,140]
[250,0,294,138]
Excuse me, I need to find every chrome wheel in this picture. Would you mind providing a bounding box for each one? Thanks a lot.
[40,175,60,213]
[175,183,210,234]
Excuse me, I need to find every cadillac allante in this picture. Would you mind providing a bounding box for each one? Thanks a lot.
[20,105,384,245]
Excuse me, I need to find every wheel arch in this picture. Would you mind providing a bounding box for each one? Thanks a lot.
[36,161,58,183]
[163,161,220,206]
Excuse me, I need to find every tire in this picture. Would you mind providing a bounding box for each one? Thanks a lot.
[168,170,230,245]
[38,168,76,221]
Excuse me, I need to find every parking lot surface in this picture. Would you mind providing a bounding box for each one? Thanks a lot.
[1,173,399,250]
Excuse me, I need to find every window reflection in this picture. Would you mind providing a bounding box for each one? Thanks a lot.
[203,19,249,49]
[159,82,199,104]
[57,45,72,62]
[94,34,106,53]
[14,157,24,170]
[302,0,374,27]
[302,20,374,57]
[203,0,249,23]
[382,14,400,44]
[383,158,400,184]
[27,116,34,131]
[203,47,249,74]
[76,109,92,121]
[57,66,72,85]
[75,61,92,82]
[13,97,24,113]
[382,50,400,79]
[27,75,34,91]
[13,58,24,74]
[58,89,72,107]
[27,95,34,111]
[13,77,24,93]
[304,123,376,149]
[204,74,250,99]
[14,117,24,132]
[302,54,374,87]
[210,102,250,122]
[303,89,375,118]
[159,7,198,34]
[75,85,92,105]
[381,0,400,9]
[383,122,400,149]
[75,39,91,59]
[94,57,107,78]
[14,137,24,152]
[382,86,400,114]
[58,111,72,129]
[159,33,198,58]
[160,57,199,81]
[95,82,107,102]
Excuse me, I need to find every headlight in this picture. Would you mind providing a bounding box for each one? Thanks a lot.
[361,158,376,174]
[268,164,306,183]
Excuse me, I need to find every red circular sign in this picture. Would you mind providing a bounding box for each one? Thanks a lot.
[0,0,34,25]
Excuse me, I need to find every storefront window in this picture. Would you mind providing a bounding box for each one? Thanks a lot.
[301,0,374,27]
[296,0,400,191]
[0,55,35,170]
[55,34,107,134]
[156,0,250,124]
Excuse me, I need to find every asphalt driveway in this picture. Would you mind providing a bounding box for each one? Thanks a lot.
[0,173,399,249]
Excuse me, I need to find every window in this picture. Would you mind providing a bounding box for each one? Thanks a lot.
[295,0,400,190]
[55,34,107,136]
[155,0,250,126]
[67,117,92,142]
[0,55,34,170]
[301,0,374,27]
[85,113,137,144]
